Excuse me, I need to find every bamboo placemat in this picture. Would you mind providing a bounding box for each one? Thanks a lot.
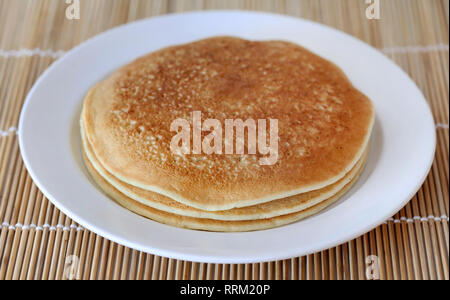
[0,0,448,280]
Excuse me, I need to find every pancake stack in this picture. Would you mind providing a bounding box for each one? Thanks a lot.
[80,37,374,232]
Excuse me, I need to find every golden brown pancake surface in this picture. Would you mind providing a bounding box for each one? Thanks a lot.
[83,36,374,211]
[81,117,368,221]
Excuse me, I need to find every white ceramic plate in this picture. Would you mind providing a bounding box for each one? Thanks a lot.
[19,11,436,263]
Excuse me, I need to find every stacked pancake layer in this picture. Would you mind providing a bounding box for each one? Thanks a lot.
[81,37,374,232]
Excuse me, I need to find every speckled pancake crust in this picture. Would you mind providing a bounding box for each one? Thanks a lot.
[82,37,374,211]
[81,119,368,221]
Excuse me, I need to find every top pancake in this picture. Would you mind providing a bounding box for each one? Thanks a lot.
[83,36,374,211]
